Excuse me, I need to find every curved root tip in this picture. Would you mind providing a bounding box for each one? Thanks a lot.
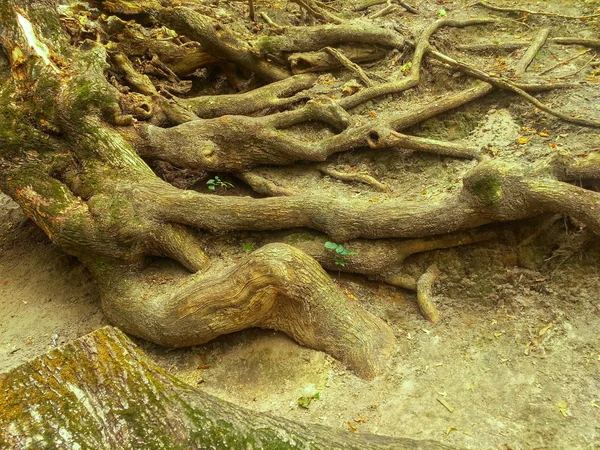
[349,321,396,379]
[417,264,441,324]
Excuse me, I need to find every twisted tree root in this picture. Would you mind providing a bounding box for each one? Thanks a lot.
[98,244,396,379]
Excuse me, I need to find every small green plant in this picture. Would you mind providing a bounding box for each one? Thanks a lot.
[438,8,447,17]
[400,61,412,73]
[206,176,234,191]
[297,392,320,409]
[324,241,357,267]
[242,241,255,253]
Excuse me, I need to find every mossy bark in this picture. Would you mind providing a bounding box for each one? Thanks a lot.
[0,327,453,450]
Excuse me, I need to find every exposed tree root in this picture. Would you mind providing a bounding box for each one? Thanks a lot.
[0,326,453,449]
[97,244,395,379]
[323,46,374,86]
[145,156,600,242]
[472,1,600,20]
[102,15,219,77]
[277,229,498,281]
[338,17,497,110]
[2,0,600,384]
[458,37,600,52]
[289,44,386,74]
[416,264,440,324]
[156,7,290,82]
[366,129,482,160]
[317,165,389,191]
[180,74,317,119]
[254,22,405,59]
[429,49,600,128]
[237,171,296,197]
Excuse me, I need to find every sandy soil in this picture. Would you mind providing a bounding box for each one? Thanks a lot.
[2,0,600,448]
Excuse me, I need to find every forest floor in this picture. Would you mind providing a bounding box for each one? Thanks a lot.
[2,0,600,448]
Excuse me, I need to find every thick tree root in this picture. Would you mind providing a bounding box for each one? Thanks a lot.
[156,7,290,82]
[97,244,396,379]
[181,74,317,119]
[4,0,600,392]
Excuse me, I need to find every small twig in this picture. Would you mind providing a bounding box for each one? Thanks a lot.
[259,12,283,28]
[555,54,597,79]
[314,0,341,13]
[540,49,592,75]
[150,55,180,83]
[369,0,397,19]
[291,0,343,23]
[323,47,373,86]
[355,0,417,13]
[397,0,418,14]
[473,1,600,20]
[318,165,389,191]
[518,214,563,247]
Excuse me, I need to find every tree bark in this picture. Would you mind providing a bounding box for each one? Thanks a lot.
[0,326,453,450]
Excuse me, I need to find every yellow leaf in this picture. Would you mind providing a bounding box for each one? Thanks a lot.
[518,136,531,145]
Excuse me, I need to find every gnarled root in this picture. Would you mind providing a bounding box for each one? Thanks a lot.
[97,244,396,379]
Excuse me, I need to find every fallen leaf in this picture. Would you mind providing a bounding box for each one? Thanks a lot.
[347,421,358,432]
[539,322,553,336]
[556,400,569,418]
[518,136,531,145]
